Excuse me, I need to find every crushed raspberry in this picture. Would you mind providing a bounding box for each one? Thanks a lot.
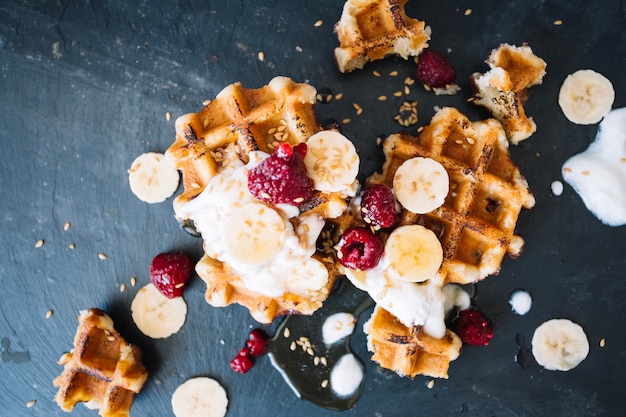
[149,252,193,299]
[246,329,269,357]
[361,184,399,229]
[335,227,384,270]
[247,142,314,206]
[229,347,254,373]
[452,308,493,346]
[416,50,457,88]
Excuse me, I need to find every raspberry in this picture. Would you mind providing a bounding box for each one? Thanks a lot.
[246,329,269,357]
[452,308,493,346]
[247,142,314,206]
[416,50,456,88]
[335,227,384,270]
[229,347,254,374]
[149,252,193,299]
[361,184,399,229]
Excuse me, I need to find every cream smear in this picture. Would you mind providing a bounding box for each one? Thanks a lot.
[562,107,626,226]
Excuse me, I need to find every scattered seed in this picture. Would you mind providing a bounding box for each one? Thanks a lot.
[64,222,71,231]
[314,356,320,365]
[334,92,344,100]
[466,137,476,145]
[342,118,351,124]
[373,70,381,77]
[320,356,328,366]
[553,19,563,25]
[68,243,76,250]
[290,341,297,351]
[563,167,572,173]
[389,70,398,77]
[600,338,606,347]
[258,51,265,61]
[120,283,127,292]
[404,85,411,95]
[393,91,403,97]
[464,8,472,16]
[378,95,387,101]
[283,327,291,338]
[202,99,212,106]
[581,170,591,176]
[166,111,172,121]
[306,347,314,356]
[427,379,435,389]
[295,46,303,52]
[130,276,137,287]
[98,253,107,260]
[46,310,53,319]
[107,335,116,342]
[26,399,36,408]
[316,87,334,104]
[314,19,323,27]
[404,76,415,86]
[321,379,329,388]
[35,239,44,248]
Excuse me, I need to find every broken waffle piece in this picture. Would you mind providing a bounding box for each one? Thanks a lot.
[364,306,462,379]
[334,0,431,73]
[470,43,546,144]
[53,309,148,417]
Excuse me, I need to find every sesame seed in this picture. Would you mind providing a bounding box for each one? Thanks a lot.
[314,20,323,27]
[320,357,328,366]
[464,8,472,15]
[64,222,71,231]
[295,46,303,52]
[342,118,351,124]
[563,167,572,173]
[306,347,314,356]
[68,243,76,250]
[427,380,435,389]
[46,310,53,319]
[321,379,329,388]
[98,253,107,260]
[378,95,387,101]
[334,92,344,100]
[581,170,591,176]
[600,338,606,347]
[393,91,403,97]
[373,70,381,77]
[404,85,411,95]
[314,356,320,365]
[553,19,563,25]
[389,70,398,76]
[35,239,44,248]
[130,276,137,287]
[202,99,212,106]
[26,400,36,408]
[120,283,127,292]
[166,111,172,121]
[290,341,297,351]
[258,51,265,61]
[283,327,291,338]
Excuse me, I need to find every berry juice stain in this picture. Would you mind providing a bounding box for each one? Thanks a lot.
[267,280,373,411]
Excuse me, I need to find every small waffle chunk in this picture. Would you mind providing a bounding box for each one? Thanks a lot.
[53,309,148,417]
[334,0,431,73]
[471,43,546,144]
[368,107,535,285]
[364,306,462,378]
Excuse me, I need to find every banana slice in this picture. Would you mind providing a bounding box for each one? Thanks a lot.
[531,318,589,371]
[171,377,228,417]
[303,130,360,193]
[131,283,187,339]
[223,202,288,266]
[558,69,615,125]
[385,224,443,283]
[128,152,180,203]
[393,157,449,214]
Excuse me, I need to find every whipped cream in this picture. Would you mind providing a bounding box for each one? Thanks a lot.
[322,312,356,345]
[562,107,626,226]
[345,261,447,339]
[509,289,532,315]
[174,146,328,297]
[329,354,364,397]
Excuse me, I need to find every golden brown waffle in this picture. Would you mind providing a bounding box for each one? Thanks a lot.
[470,43,546,144]
[368,107,535,286]
[334,0,431,73]
[53,309,148,417]
[363,306,462,378]
[166,77,353,324]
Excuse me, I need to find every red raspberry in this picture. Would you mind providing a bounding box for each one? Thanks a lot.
[335,227,384,270]
[246,329,269,357]
[247,142,314,206]
[149,252,193,299]
[361,184,399,229]
[416,50,456,88]
[229,347,254,373]
[452,308,493,346]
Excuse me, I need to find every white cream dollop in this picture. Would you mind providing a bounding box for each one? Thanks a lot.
[329,354,364,397]
[322,312,356,345]
[562,107,626,226]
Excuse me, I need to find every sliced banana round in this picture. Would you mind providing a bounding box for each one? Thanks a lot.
[531,318,589,371]
[558,69,615,125]
[128,152,180,203]
[223,202,288,266]
[303,130,360,193]
[131,283,187,339]
[385,224,443,283]
[393,157,449,214]
[171,377,228,417]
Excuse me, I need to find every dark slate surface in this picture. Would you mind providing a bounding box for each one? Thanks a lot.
[1,1,626,416]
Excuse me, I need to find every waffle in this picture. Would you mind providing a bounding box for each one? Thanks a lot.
[334,0,431,73]
[471,43,546,144]
[53,309,148,417]
[368,107,535,285]
[364,306,462,378]
[166,76,352,324]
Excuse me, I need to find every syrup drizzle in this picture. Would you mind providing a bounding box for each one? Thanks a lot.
[515,333,536,368]
[267,280,373,411]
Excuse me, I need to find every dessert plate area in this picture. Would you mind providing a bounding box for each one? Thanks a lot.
[1,1,625,416]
